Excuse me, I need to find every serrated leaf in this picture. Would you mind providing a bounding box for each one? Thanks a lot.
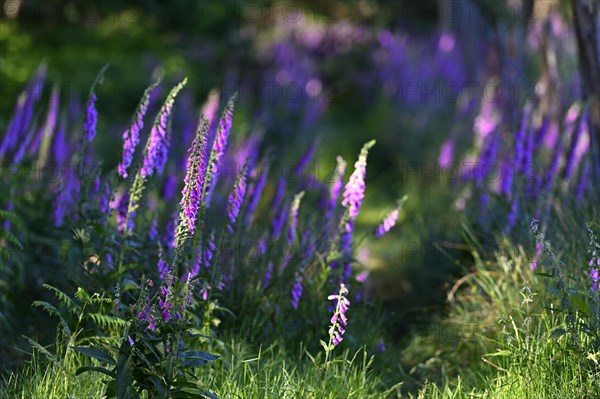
[71,346,116,366]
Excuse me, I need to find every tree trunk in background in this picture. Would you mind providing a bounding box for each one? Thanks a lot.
[573,0,600,194]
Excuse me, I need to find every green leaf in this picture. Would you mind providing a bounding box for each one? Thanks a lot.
[71,346,116,366]
[549,328,567,339]
[180,351,219,368]
[76,366,115,377]
[147,376,165,397]
[320,340,329,352]
[116,351,136,398]
[483,350,511,357]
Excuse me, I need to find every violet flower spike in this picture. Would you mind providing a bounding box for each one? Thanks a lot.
[118,79,160,178]
[245,160,269,225]
[327,283,350,347]
[375,196,407,238]
[179,116,210,236]
[226,163,248,234]
[84,64,108,142]
[140,78,187,178]
[342,140,375,222]
[291,274,303,310]
[202,93,237,207]
[327,156,346,219]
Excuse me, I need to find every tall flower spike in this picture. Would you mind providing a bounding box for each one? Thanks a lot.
[0,63,46,160]
[245,159,269,225]
[202,93,237,207]
[141,78,188,178]
[179,116,210,237]
[342,140,375,222]
[291,274,303,309]
[375,195,407,238]
[84,64,109,142]
[327,283,350,347]
[326,156,347,219]
[226,163,248,234]
[288,191,305,244]
[119,79,161,178]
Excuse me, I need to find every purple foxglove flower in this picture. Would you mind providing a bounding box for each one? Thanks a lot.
[141,79,187,178]
[563,113,587,181]
[162,214,177,249]
[245,160,269,225]
[53,172,80,227]
[327,283,350,347]
[179,117,210,236]
[591,268,599,292]
[542,134,565,194]
[291,274,303,309]
[83,64,108,142]
[288,191,305,244]
[118,79,160,178]
[438,139,454,168]
[127,336,134,346]
[294,140,317,177]
[157,254,169,280]
[575,160,591,201]
[203,93,237,207]
[226,163,248,234]
[203,233,216,268]
[375,196,406,238]
[52,114,69,165]
[99,181,111,214]
[262,262,273,289]
[115,192,133,233]
[342,140,375,222]
[271,178,286,215]
[514,107,531,174]
[326,156,347,219]
[2,194,14,231]
[149,217,158,241]
[0,64,46,160]
[271,202,288,240]
[504,192,519,233]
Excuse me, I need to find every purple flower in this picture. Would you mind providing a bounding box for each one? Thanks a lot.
[262,262,273,289]
[203,234,216,268]
[438,139,454,168]
[291,274,303,309]
[271,178,286,215]
[118,80,160,178]
[157,255,169,280]
[83,64,108,142]
[226,163,248,234]
[374,196,406,238]
[84,93,98,142]
[342,140,375,222]
[327,283,350,347]
[576,160,591,201]
[203,94,237,207]
[179,116,210,236]
[115,192,133,233]
[271,202,288,240]
[127,336,134,346]
[54,173,80,227]
[563,113,587,181]
[0,64,46,160]
[591,268,599,292]
[149,217,158,241]
[245,160,269,225]
[141,79,187,178]
[326,156,347,219]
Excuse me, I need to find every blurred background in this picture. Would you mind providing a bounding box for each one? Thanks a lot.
[0,0,585,349]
